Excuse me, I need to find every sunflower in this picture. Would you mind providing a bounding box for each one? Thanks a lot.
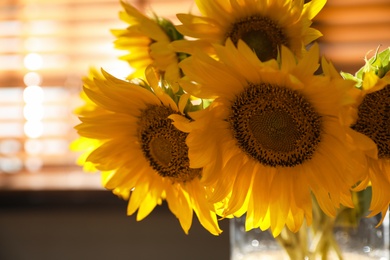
[174,0,326,61]
[343,48,390,226]
[171,40,369,237]
[74,66,222,235]
[71,68,107,172]
[112,1,184,88]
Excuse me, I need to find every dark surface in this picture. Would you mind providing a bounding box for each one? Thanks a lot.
[0,190,230,260]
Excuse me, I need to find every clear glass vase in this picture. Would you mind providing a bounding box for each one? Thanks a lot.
[230,211,389,260]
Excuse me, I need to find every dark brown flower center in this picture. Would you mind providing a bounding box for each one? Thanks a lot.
[228,83,322,167]
[225,15,289,61]
[351,85,390,159]
[138,105,201,182]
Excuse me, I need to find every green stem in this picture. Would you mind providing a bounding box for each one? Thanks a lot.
[274,198,345,259]
[309,210,344,259]
[274,225,313,259]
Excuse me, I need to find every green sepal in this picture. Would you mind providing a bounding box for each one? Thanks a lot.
[156,17,190,62]
[341,47,390,89]
[365,46,390,78]
[155,16,184,41]
[131,78,155,93]
[335,188,372,228]
[340,71,362,89]
[356,47,390,81]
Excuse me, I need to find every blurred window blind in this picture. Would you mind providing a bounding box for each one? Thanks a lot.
[0,0,196,189]
[316,0,390,73]
[0,0,139,189]
[0,0,388,189]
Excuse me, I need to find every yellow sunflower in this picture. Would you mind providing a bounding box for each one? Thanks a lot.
[171,40,369,237]
[112,1,184,88]
[342,48,390,226]
[174,0,326,61]
[71,68,107,172]
[74,66,222,235]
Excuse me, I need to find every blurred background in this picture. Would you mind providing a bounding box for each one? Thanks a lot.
[0,0,389,259]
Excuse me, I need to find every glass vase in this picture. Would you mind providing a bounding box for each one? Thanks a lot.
[230,211,389,260]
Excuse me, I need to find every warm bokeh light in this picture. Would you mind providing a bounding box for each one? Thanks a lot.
[23,85,44,103]
[23,104,44,121]
[23,53,43,71]
[102,59,133,80]
[24,121,43,138]
[24,157,43,172]
[0,157,23,173]
[24,139,43,155]
[0,139,22,155]
[23,72,42,86]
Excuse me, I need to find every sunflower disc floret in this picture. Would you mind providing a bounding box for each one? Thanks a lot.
[229,83,322,167]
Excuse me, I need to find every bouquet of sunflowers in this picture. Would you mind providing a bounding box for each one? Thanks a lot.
[72,0,390,258]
